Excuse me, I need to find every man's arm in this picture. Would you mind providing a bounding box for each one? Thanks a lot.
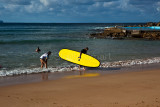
[78,52,83,61]
[44,57,48,68]
[45,55,49,62]
[79,52,82,59]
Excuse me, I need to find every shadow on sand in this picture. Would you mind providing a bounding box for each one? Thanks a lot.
[87,67,121,71]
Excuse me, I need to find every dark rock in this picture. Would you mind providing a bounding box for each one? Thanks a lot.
[157,22,160,26]
[147,22,156,26]
[90,22,160,40]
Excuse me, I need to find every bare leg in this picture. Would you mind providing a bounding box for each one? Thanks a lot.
[83,67,86,71]
[79,65,81,70]
[45,61,47,68]
[40,59,44,68]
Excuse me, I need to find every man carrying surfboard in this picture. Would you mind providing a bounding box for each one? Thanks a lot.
[78,47,89,70]
[40,51,51,68]
[59,48,100,69]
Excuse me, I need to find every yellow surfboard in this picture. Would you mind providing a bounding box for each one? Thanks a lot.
[59,49,100,67]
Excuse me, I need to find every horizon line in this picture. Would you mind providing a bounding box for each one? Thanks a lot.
[1,22,158,24]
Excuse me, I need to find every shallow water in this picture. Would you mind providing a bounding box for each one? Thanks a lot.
[1,23,160,76]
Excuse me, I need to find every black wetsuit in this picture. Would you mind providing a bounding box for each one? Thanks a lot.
[81,49,87,54]
[78,49,87,64]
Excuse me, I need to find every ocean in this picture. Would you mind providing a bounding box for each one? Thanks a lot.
[1,23,160,76]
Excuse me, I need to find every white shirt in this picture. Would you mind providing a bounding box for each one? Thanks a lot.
[40,53,49,59]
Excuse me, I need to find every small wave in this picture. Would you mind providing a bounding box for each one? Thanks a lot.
[0,66,79,77]
[1,57,160,77]
[100,57,160,68]
[0,39,86,44]
[93,27,111,30]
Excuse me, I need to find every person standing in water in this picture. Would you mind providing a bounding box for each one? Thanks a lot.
[78,47,89,70]
[40,51,51,68]
[35,46,41,53]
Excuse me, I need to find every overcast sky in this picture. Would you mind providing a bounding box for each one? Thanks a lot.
[0,0,160,23]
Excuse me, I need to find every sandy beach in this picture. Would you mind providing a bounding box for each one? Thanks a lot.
[0,68,160,107]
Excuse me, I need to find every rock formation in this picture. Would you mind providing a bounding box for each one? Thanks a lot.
[90,22,160,40]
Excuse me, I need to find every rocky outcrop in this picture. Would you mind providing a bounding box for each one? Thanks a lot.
[146,22,160,26]
[142,32,160,40]
[157,22,160,26]
[90,27,160,40]
[90,22,160,40]
[90,28,126,39]
[146,22,157,26]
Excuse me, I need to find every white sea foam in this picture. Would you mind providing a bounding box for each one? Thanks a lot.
[100,57,160,68]
[94,27,110,30]
[0,57,160,77]
[0,66,80,77]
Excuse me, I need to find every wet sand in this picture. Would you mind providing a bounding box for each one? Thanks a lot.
[1,67,160,107]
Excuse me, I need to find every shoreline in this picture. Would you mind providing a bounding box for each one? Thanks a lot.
[1,63,160,87]
[0,64,160,106]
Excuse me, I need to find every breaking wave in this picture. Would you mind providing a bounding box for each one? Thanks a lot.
[100,57,160,68]
[0,57,160,77]
[0,66,80,77]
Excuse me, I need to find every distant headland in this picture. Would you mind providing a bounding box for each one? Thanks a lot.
[90,22,160,40]
[0,20,3,23]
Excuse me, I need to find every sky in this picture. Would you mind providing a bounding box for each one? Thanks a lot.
[0,0,160,23]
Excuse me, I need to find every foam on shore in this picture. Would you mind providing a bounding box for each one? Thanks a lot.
[0,57,160,77]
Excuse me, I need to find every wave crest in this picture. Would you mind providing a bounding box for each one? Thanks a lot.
[1,57,160,77]
[100,57,160,68]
